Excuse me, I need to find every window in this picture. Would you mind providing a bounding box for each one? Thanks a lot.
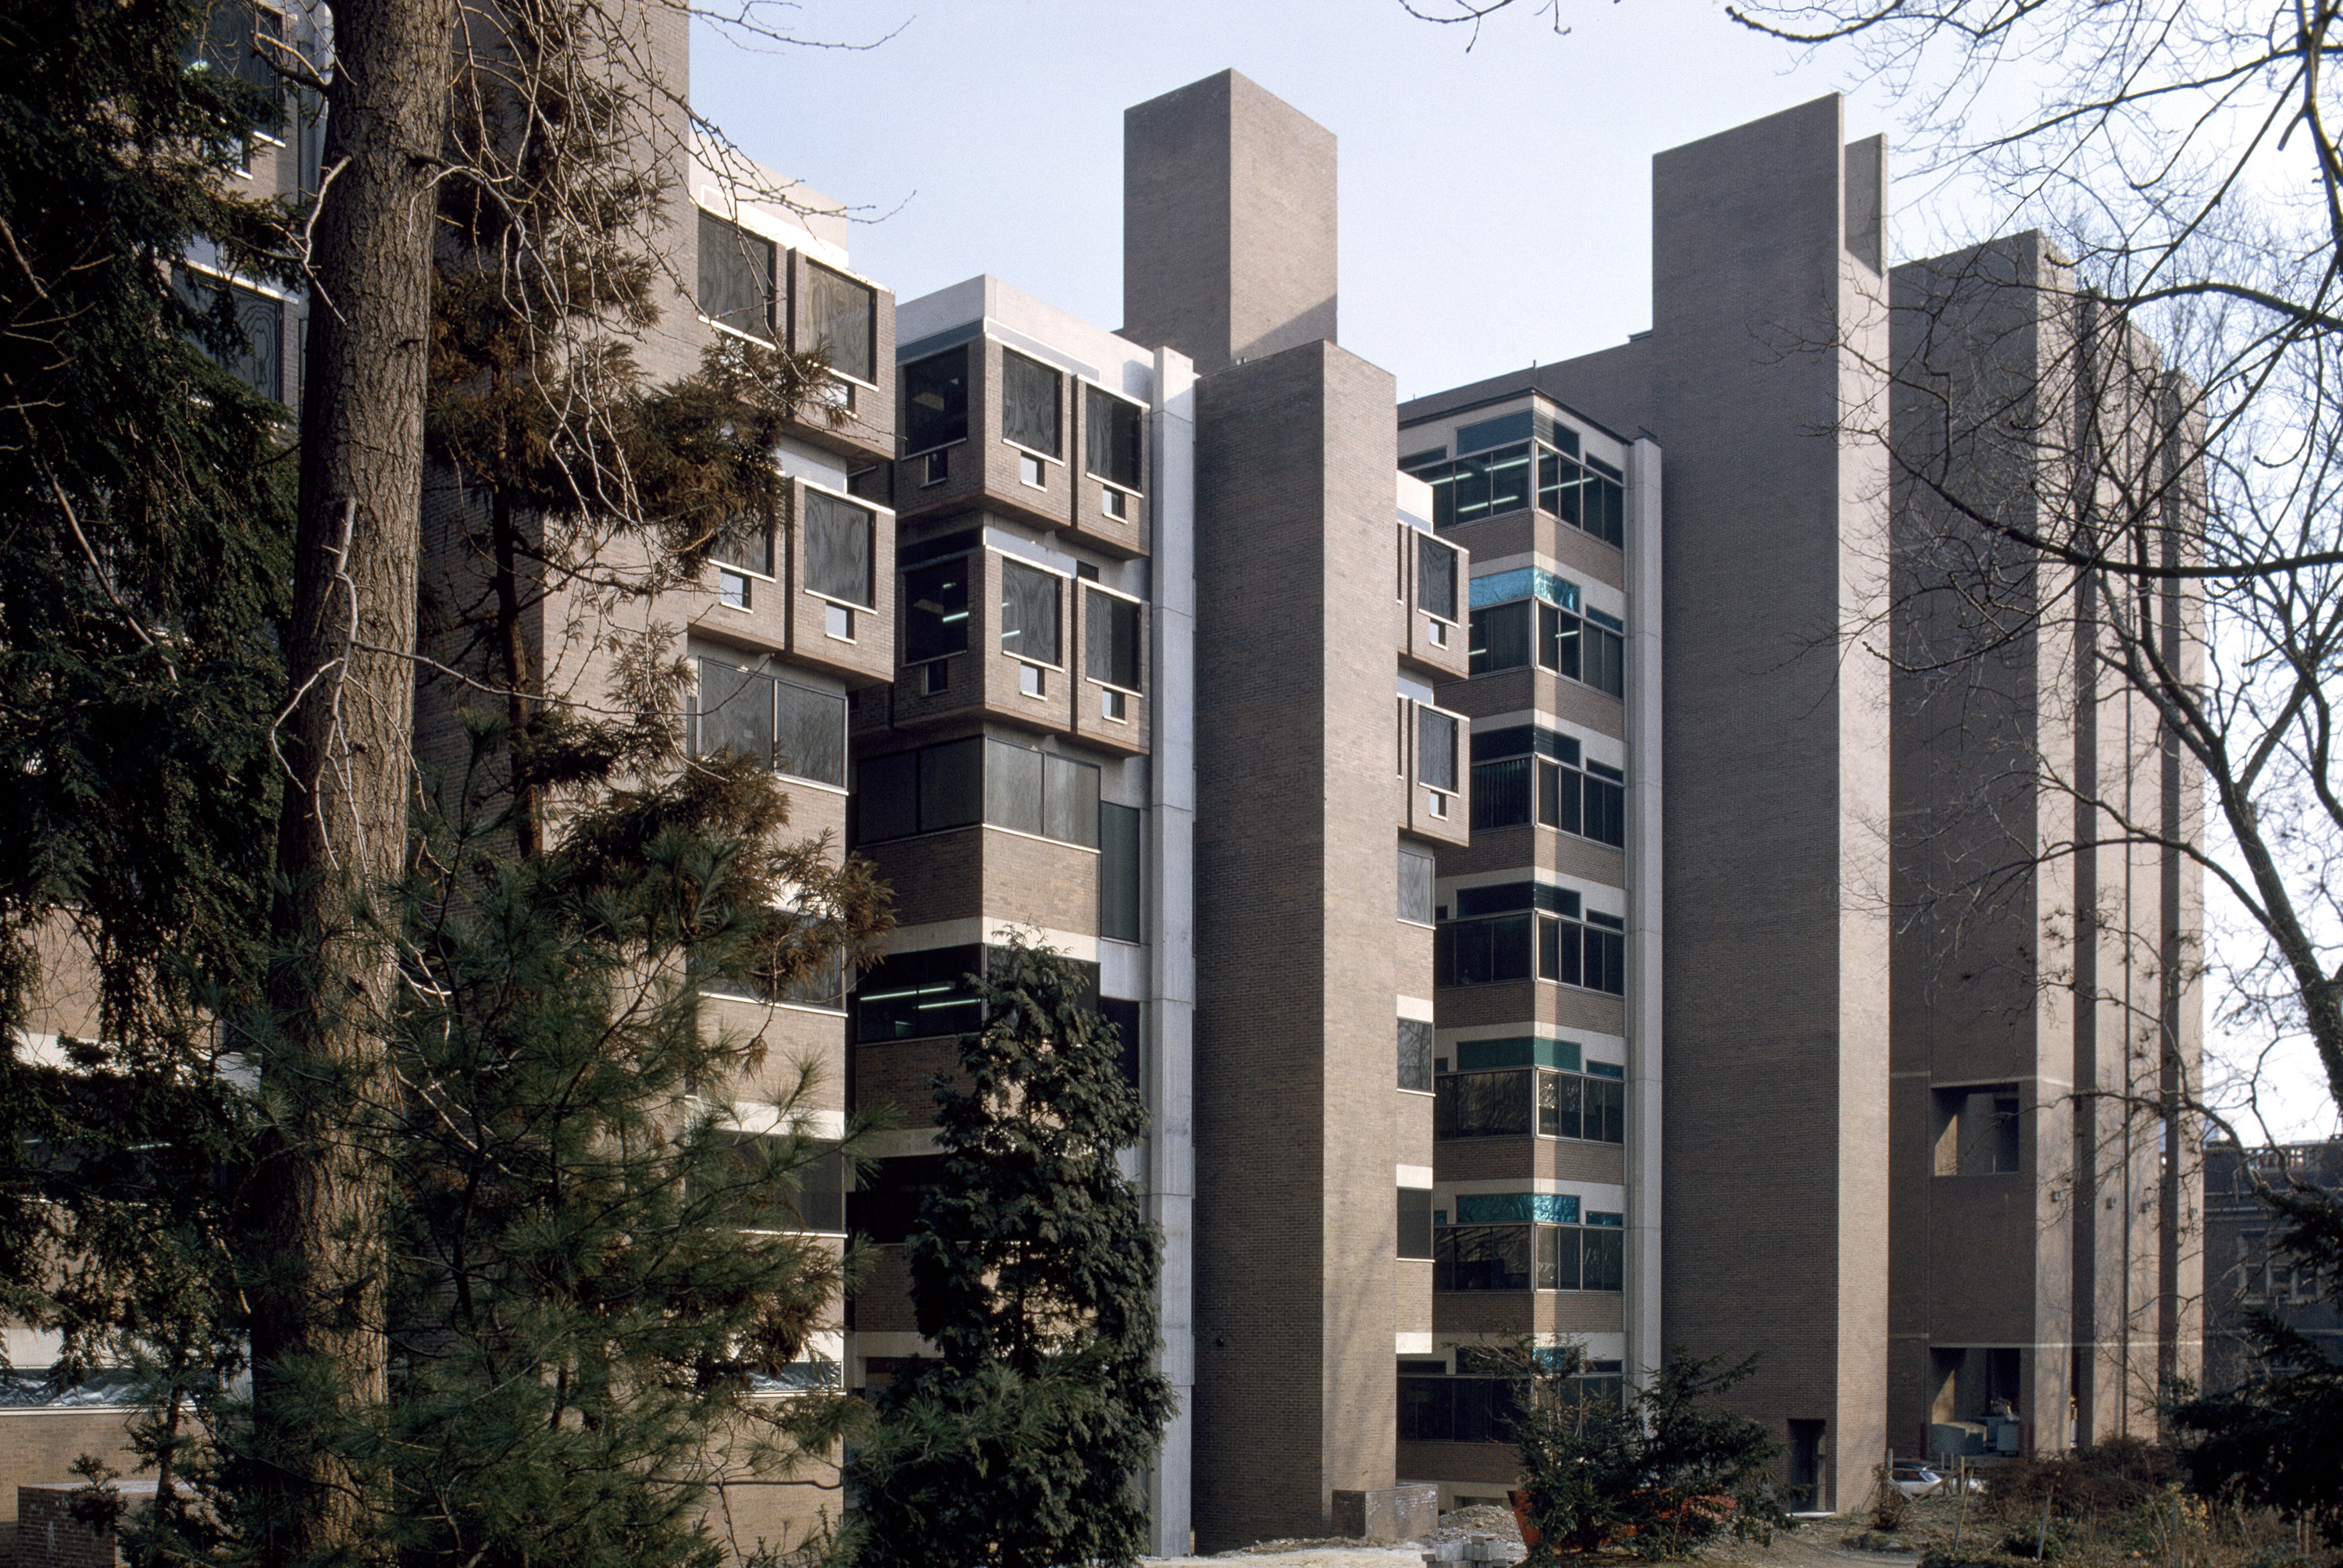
[1397,847,1434,925]
[855,738,1100,850]
[1085,588,1142,691]
[1001,351,1061,458]
[801,490,875,607]
[1435,1070,1534,1138]
[903,347,968,453]
[191,0,287,137]
[1100,802,1142,942]
[803,262,875,383]
[1418,707,1459,792]
[999,559,1062,666]
[1470,600,1532,675]
[854,950,982,1046]
[690,656,845,788]
[1435,1217,1623,1293]
[848,1153,950,1241]
[903,559,971,664]
[174,269,283,402]
[1436,882,1625,995]
[1934,1086,2023,1175]
[719,1134,847,1234]
[1435,1063,1622,1143]
[1418,534,1459,622]
[1471,596,1625,698]
[1085,385,1143,491]
[697,210,776,340]
[1398,1371,1524,1443]
[1534,445,1625,547]
[1099,996,1141,1087]
[711,515,775,579]
[1399,1186,1434,1260]
[1397,1019,1433,1092]
[1435,1224,1532,1291]
[1539,1067,1626,1143]
[1470,726,1624,846]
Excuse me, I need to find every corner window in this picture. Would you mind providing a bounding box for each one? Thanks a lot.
[697,210,776,341]
[1084,587,1141,691]
[1435,882,1624,995]
[1001,350,1062,458]
[1471,595,1624,698]
[999,558,1062,666]
[854,737,1099,850]
[689,656,845,788]
[803,261,875,383]
[801,489,875,608]
[1084,384,1143,491]
[903,558,971,664]
[903,347,969,454]
[1470,725,1624,846]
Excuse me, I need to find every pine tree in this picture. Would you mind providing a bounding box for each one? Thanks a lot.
[848,939,1173,1568]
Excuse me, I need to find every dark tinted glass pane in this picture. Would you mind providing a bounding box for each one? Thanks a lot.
[1044,752,1100,847]
[1542,761,1580,833]
[711,514,773,576]
[1084,385,1143,489]
[1554,454,1584,525]
[802,490,874,607]
[1471,601,1531,675]
[856,750,918,843]
[1588,928,1625,994]
[999,559,1061,665]
[918,737,982,831]
[1588,1077,1625,1144]
[794,1142,848,1232]
[847,1153,950,1242]
[697,210,775,340]
[804,262,874,383]
[1085,589,1141,689]
[1594,476,1625,546]
[1586,626,1624,697]
[1551,611,1582,682]
[1418,708,1457,791]
[1097,996,1141,1088]
[1542,1071,1582,1139]
[1001,351,1061,457]
[1439,1224,1531,1291]
[1485,443,1532,515]
[1436,1070,1533,1138]
[1399,1187,1434,1260]
[772,680,845,786]
[1549,1225,1582,1290]
[1472,757,1532,829]
[904,560,970,663]
[1100,801,1142,942]
[1397,1019,1433,1092]
[984,739,1045,836]
[696,658,772,766]
[1543,919,1581,986]
[176,271,284,401]
[197,2,285,134]
[1489,914,1532,981]
[1397,849,1433,924]
[903,347,968,452]
[854,948,982,1045]
[1450,452,1491,522]
[1585,776,1625,845]
[1582,1228,1624,1292]
[1418,535,1458,621]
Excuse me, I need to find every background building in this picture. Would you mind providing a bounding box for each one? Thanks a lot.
[2202,1142,2343,1395]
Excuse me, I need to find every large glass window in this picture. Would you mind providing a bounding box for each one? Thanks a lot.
[697,211,776,340]
[1470,725,1625,846]
[1085,385,1143,490]
[1084,588,1141,691]
[1001,350,1061,458]
[847,1153,950,1240]
[690,657,844,787]
[1418,534,1459,622]
[855,738,1099,850]
[174,269,283,402]
[1435,913,1535,987]
[1437,882,1624,995]
[1470,600,1532,675]
[903,346,968,453]
[1472,595,1624,698]
[803,262,875,383]
[1398,1373,1524,1443]
[1418,707,1458,792]
[1397,847,1434,925]
[999,559,1062,666]
[1100,801,1142,942]
[1397,1019,1433,1092]
[191,0,287,136]
[903,559,971,664]
[801,489,875,608]
[853,951,983,1046]
[1435,1069,1534,1137]
[1435,1219,1623,1293]
[1435,1225,1532,1291]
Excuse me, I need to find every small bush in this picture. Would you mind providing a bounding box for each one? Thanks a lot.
[1999,1520,2077,1561]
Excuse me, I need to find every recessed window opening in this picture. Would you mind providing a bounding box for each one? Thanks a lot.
[1001,349,1062,458]
[903,558,972,665]
[696,210,776,342]
[1084,384,1144,492]
[1934,1085,2023,1175]
[903,346,969,454]
[801,488,876,608]
[1084,586,1142,693]
[803,261,876,384]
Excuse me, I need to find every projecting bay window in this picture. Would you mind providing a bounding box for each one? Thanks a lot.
[1435,882,1625,995]
[1084,586,1142,721]
[855,736,1099,850]
[1402,408,1625,545]
[697,210,777,341]
[1418,705,1460,819]
[1000,558,1064,693]
[1435,1206,1625,1292]
[1418,533,1460,647]
[804,260,876,397]
[689,656,846,789]
[1435,1065,1624,1145]
[709,514,774,611]
[903,346,969,483]
[801,487,876,639]
[1002,350,1062,490]
[1469,593,1625,700]
[1084,385,1143,516]
[1470,725,1624,846]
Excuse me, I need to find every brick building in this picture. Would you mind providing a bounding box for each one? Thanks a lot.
[5,22,2210,1566]
[2202,1142,2343,1395]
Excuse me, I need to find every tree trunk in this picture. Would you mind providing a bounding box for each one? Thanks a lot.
[251,2,455,1563]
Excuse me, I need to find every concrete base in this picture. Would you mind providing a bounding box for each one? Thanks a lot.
[1332,1484,1437,1543]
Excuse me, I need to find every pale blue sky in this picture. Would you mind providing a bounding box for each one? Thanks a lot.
[686,0,1892,401]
